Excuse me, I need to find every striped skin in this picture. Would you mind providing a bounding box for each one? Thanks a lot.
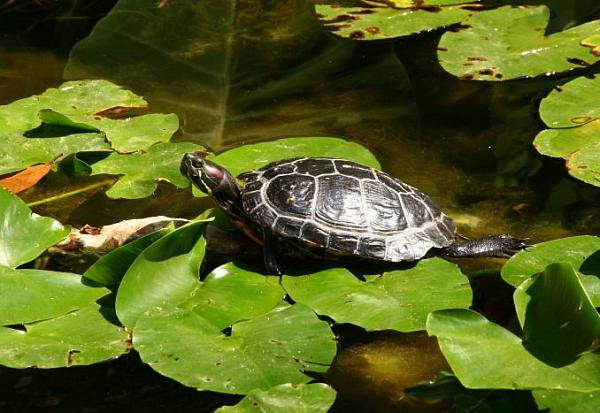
[238,158,455,262]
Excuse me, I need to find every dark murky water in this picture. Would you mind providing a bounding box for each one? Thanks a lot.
[1,1,598,412]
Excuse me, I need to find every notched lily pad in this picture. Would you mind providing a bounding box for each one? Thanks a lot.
[501,235,600,306]
[91,141,204,199]
[534,76,600,186]
[282,258,471,332]
[427,309,600,391]
[0,186,70,268]
[438,6,600,81]
[134,303,336,394]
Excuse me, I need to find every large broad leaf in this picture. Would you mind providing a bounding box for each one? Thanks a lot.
[533,389,600,413]
[83,226,173,287]
[212,137,381,178]
[534,76,600,187]
[134,302,335,394]
[0,186,70,268]
[427,309,600,391]
[315,1,480,40]
[438,6,600,81]
[282,258,471,332]
[115,220,208,328]
[91,141,204,199]
[513,263,600,367]
[0,267,110,325]
[215,383,336,413]
[0,304,128,368]
[65,0,416,150]
[501,236,600,306]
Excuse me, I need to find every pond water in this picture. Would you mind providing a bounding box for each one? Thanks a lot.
[0,1,598,412]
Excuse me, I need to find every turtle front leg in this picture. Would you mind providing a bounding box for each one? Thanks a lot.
[262,232,283,275]
[441,234,528,259]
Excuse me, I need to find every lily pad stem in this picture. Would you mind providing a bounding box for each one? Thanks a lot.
[26,179,115,207]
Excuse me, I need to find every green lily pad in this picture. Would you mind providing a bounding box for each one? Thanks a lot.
[40,109,180,153]
[534,75,600,187]
[438,6,600,80]
[0,79,146,134]
[0,304,128,368]
[501,236,600,306]
[539,76,600,129]
[315,1,478,41]
[0,267,110,326]
[115,221,207,328]
[533,389,600,413]
[91,141,204,199]
[0,186,70,268]
[427,309,600,391]
[215,383,337,413]
[83,226,173,287]
[514,263,600,367]
[212,137,381,178]
[134,302,335,394]
[282,258,471,332]
[0,132,109,175]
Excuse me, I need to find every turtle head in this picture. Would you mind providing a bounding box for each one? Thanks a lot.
[181,152,243,218]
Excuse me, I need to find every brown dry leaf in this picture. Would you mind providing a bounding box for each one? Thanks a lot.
[0,161,54,194]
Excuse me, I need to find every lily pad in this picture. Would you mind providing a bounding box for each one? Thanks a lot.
[315,1,479,41]
[438,6,600,80]
[513,263,600,367]
[91,141,204,199]
[83,226,173,287]
[0,186,70,268]
[0,79,146,134]
[0,267,110,326]
[134,302,335,394]
[215,383,337,413]
[212,137,381,178]
[115,220,207,328]
[0,304,128,368]
[427,309,600,391]
[282,258,471,332]
[40,109,180,153]
[533,389,600,413]
[534,75,600,186]
[501,235,600,306]
[65,0,416,150]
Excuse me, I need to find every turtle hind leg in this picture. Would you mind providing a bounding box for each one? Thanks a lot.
[262,232,283,275]
[441,234,528,259]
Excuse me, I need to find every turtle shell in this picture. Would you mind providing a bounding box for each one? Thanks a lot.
[238,157,456,262]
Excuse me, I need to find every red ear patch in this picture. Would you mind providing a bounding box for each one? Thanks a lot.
[203,162,224,179]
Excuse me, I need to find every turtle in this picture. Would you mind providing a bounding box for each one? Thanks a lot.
[180,153,526,275]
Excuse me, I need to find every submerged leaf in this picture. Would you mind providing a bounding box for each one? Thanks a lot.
[91,141,204,199]
[0,187,70,268]
[427,309,600,391]
[283,258,471,332]
[65,0,416,149]
[215,383,336,413]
